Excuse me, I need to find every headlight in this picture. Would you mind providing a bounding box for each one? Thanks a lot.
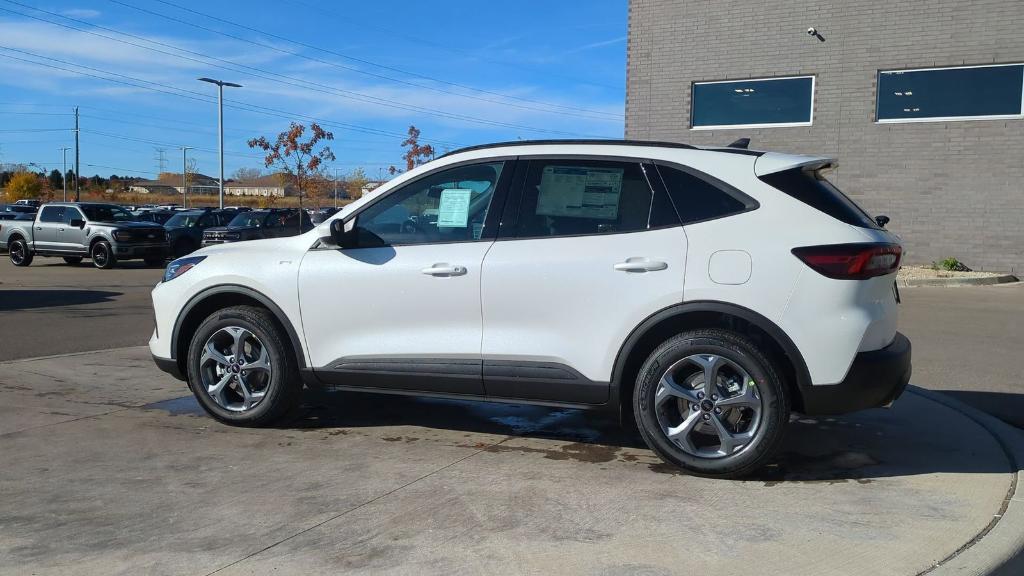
[163,256,206,282]
[225,232,241,240]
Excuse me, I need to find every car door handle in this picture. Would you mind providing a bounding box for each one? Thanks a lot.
[421,264,467,276]
[613,258,668,272]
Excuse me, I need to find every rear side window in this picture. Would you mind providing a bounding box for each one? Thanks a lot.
[759,167,880,229]
[655,165,751,224]
[39,206,65,223]
[511,159,676,239]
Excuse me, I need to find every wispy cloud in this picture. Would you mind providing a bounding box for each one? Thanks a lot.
[60,8,101,19]
[562,36,627,56]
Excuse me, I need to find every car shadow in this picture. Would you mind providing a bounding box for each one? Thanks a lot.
[151,387,1020,483]
[0,289,122,311]
[931,389,1024,429]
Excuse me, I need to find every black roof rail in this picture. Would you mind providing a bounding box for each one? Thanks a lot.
[439,139,700,159]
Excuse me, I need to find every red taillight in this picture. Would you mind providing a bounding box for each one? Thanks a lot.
[792,243,902,280]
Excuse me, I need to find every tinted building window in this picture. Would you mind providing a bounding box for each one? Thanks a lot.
[692,76,814,128]
[877,64,1024,122]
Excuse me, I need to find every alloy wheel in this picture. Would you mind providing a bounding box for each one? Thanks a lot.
[10,242,25,264]
[199,326,272,412]
[654,354,763,458]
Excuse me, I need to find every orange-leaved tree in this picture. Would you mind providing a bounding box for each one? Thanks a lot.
[248,122,335,232]
[388,125,435,175]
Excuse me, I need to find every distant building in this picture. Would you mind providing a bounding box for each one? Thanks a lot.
[361,181,386,197]
[130,173,218,195]
[225,175,294,197]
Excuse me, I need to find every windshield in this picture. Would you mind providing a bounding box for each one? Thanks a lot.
[80,204,135,223]
[228,212,267,227]
[165,213,202,228]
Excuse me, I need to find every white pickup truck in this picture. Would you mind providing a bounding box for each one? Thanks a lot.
[0,202,170,269]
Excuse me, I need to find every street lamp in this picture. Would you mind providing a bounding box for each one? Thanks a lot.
[59,147,70,201]
[197,77,242,209]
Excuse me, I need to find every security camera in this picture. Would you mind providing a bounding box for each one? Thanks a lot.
[807,27,817,36]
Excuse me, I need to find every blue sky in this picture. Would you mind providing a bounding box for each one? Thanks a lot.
[0,0,627,181]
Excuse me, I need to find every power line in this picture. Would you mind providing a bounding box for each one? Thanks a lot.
[279,0,623,92]
[0,46,468,148]
[110,0,622,120]
[0,2,612,134]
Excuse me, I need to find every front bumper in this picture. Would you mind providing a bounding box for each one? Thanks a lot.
[112,242,170,259]
[800,332,912,415]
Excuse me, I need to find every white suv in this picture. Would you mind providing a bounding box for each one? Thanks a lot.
[150,140,911,478]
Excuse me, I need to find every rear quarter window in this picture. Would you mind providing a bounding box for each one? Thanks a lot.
[654,164,754,224]
[758,167,880,229]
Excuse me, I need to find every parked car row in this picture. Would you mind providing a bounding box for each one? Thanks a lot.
[1,202,312,269]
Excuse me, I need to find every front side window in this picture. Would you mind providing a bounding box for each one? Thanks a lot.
[877,64,1024,122]
[692,76,814,129]
[39,206,65,223]
[63,207,83,224]
[229,212,266,228]
[353,162,504,247]
[512,159,670,238]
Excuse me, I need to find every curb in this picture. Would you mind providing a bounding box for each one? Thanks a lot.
[898,274,1019,288]
[908,387,1024,576]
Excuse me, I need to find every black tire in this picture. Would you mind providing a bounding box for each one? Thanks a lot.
[172,238,196,258]
[144,255,166,267]
[91,241,116,269]
[186,305,301,427]
[633,329,790,479]
[63,256,83,265]
[9,238,33,266]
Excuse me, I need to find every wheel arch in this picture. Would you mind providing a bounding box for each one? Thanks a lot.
[611,301,811,424]
[170,285,307,377]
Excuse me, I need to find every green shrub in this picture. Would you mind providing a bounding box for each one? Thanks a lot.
[932,257,972,272]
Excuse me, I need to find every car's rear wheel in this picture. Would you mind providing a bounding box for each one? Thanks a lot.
[63,256,83,265]
[91,241,116,269]
[633,329,789,478]
[9,238,33,266]
[186,305,301,426]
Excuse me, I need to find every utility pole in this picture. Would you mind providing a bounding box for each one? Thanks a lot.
[74,106,80,201]
[180,146,193,208]
[334,168,340,209]
[198,78,242,209]
[59,147,70,201]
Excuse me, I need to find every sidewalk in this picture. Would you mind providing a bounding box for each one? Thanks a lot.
[0,346,1020,575]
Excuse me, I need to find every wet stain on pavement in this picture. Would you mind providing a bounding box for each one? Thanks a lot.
[474,441,623,464]
[142,395,204,416]
[755,451,880,486]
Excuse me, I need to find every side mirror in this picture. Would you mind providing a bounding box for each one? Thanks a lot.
[70,218,86,229]
[329,219,357,249]
[875,214,890,227]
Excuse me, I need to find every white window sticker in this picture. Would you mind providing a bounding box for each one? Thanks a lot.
[536,166,623,220]
[437,188,472,228]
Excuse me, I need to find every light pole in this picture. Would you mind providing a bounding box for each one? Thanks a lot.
[180,146,193,208]
[197,78,242,209]
[59,147,70,201]
[334,168,341,209]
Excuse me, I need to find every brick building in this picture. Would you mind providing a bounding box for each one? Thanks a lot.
[626,0,1024,271]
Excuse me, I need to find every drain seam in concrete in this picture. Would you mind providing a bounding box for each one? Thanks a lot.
[907,387,1021,575]
[0,407,133,438]
[203,435,513,576]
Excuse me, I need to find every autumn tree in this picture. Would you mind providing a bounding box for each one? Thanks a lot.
[232,167,263,181]
[5,171,42,201]
[388,125,435,175]
[346,167,370,199]
[48,169,63,192]
[248,122,335,232]
[183,158,198,208]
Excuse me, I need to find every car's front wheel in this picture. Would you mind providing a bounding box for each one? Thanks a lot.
[186,305,301,426]
[633,329,789,478]
[91,241,116,269]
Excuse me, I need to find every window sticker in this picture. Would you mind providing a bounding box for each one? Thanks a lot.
[437,188,472,228]
[536,166,623,220]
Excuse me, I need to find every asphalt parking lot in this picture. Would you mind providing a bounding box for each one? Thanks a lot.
[1,258,1022,575]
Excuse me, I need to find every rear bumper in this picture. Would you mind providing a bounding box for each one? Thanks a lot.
[152,353,186,381]
[800,332,912,415]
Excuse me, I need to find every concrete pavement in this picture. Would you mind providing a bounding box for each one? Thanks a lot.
[0,346,1021,575]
